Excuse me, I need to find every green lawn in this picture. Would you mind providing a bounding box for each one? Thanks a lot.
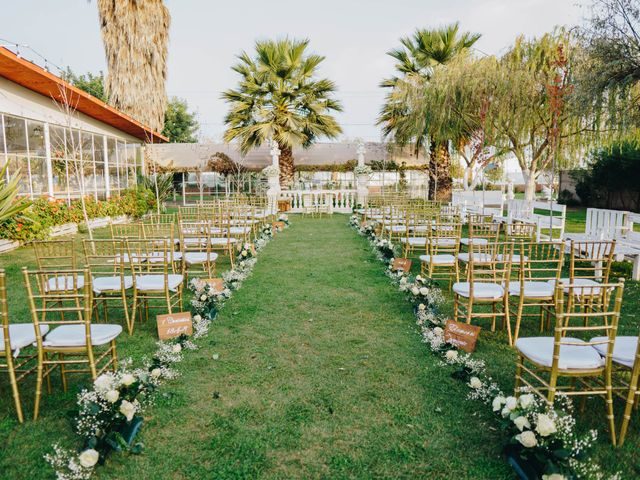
[0,212,638,478]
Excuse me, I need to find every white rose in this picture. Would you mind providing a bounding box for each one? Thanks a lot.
[415,275,423,282]
[121,374,135,387]
[418,303,426,311]
[501,406,511,417]
[240,261,246,268]
[150,368,162,379]
[513,416,531,431]
[78,449,99,468]
[519,394,535,409]
[200,294,207,301]
[119,399,136,422]
[104,390,120,403]
[93,374,111,392]
[505,396,518,411]
[193,314,202,322]
[241,250,248,257]
[445,350,458,361]
[542,475,567,480]
[516,430,538,448]
[469,377,482,389]
[172,344,182,353]
[535,414,557,437]
[419,287,429,296]
[433,327,444,337]
[492,396,506,412]
[400,277,407,285]
[411,287,420,295]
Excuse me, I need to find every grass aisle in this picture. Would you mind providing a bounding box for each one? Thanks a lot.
[100,215,511,479]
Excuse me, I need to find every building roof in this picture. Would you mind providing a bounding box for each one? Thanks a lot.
[147,142,426,171]
[0,47,168,143]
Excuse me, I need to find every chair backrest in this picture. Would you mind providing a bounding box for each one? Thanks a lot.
[109,222,143,240]
[126,238,176,276]
[518,241,564,282]
[146,213,176,225]
[468,241,513,287]
[143,223,175,243]
[23,267,93,349]
[32,240,77,270]
[505,222,536,241]
[468,213,494,225]
[568,240,616,283]
[468,221,501,243]
[179,221,211,255]
[83,239,128,280]
[553,279,624,370]
[428,223,462,256]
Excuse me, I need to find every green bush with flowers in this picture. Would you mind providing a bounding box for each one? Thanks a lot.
[0,186,157,243]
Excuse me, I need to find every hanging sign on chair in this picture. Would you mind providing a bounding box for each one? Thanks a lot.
[444,320,481,353]
[391,258,412,273]
[203,278,225,293]
[157,312,193,340]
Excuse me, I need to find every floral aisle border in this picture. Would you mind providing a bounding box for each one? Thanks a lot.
[46,217,290,480]
[349,215,617,480]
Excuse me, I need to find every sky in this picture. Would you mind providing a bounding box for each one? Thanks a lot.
[1,0,587,143]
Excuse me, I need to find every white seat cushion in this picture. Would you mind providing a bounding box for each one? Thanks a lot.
[410,225,431,232]
[591,336,638,369]
[460,238,489,246]
[385,225,406,232]
[401,237,427,246]
[432,238,457,247]
[515,337,605,370]
[548,278,603,295]
[453,282,504,299]
[184,252,219,265]
[44,275,85,292]
[135,274,184,292]
[93,275,133,294]
[457,253,492,264]
[420,254,456,265]
[497,254,528,263]
[228,226,251,235]
[508,281,555,298]
[0,324,49,352]
[210,237,238,245]
[43,324,122,347]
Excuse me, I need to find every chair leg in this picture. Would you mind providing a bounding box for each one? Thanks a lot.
[514,356,523,396]
[453,294,459,323]
[503,296,512,346]
[130,292,138,335]
[6,356,24,423]
[514,296,525,344]
[33,354,44,420]
[618,377,638,447]
[111,340,118,372]
[59,353,68,392]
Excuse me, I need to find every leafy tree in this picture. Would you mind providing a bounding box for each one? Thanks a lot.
[162,97,199,143]
[222,38,343,186]
[61,68,108,102]
[378,23,480,199]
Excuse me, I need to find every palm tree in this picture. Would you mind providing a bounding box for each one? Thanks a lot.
[96,0,170,132]
[378,23,480,200]
[222,38,343,186]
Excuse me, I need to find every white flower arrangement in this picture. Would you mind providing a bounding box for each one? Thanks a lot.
[278,214,290,227]
[354,223,616,479]
[261,165,280,178]
[354,165,373,176]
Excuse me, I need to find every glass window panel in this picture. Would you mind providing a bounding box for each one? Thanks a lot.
[30,157,47,195]
[7,155,29,194]
[52,158,68,195]
[118,164,127,189]
[49,126,66,158]
[66,130,81,159]
[94,135,106,194]
[4,116,27,157]
[27,121,45,157]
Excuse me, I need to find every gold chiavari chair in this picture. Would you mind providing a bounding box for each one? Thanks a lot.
[0,269,46,422]
[32,240,85,305]
[127,238,184,330]
[514,279,625,445]
[605,334,640,446]
[83,239,133,333]
[453,241,514,344]
[210,211,237,268]
[467,213,494,225]
[508,241,565,343]
[504,221,537,241]
[179,221,218,280]
[460,221,501,250]
[420,222,462,288]
[23,268,121,420]
[146,213,177,225]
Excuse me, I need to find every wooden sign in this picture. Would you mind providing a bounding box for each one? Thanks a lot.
[157,312,193,340]
[391,258,412,273]
[444,320,481,353]
[272,221,285,232]
[203,278,225,293]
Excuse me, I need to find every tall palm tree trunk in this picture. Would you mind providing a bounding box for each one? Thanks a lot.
[97,0,170,132]
[279,145,295,188]
[429,141,452,201]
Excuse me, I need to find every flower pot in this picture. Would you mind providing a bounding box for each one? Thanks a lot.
[503,444,544,480]
[49,223,79,238]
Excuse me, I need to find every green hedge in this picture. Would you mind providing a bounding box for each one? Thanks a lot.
[0,186,157,242]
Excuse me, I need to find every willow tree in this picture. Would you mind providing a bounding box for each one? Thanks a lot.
[378,23,480,200]
[97,0,170,132]
[222,39,343,187]
[483,31,595,202]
